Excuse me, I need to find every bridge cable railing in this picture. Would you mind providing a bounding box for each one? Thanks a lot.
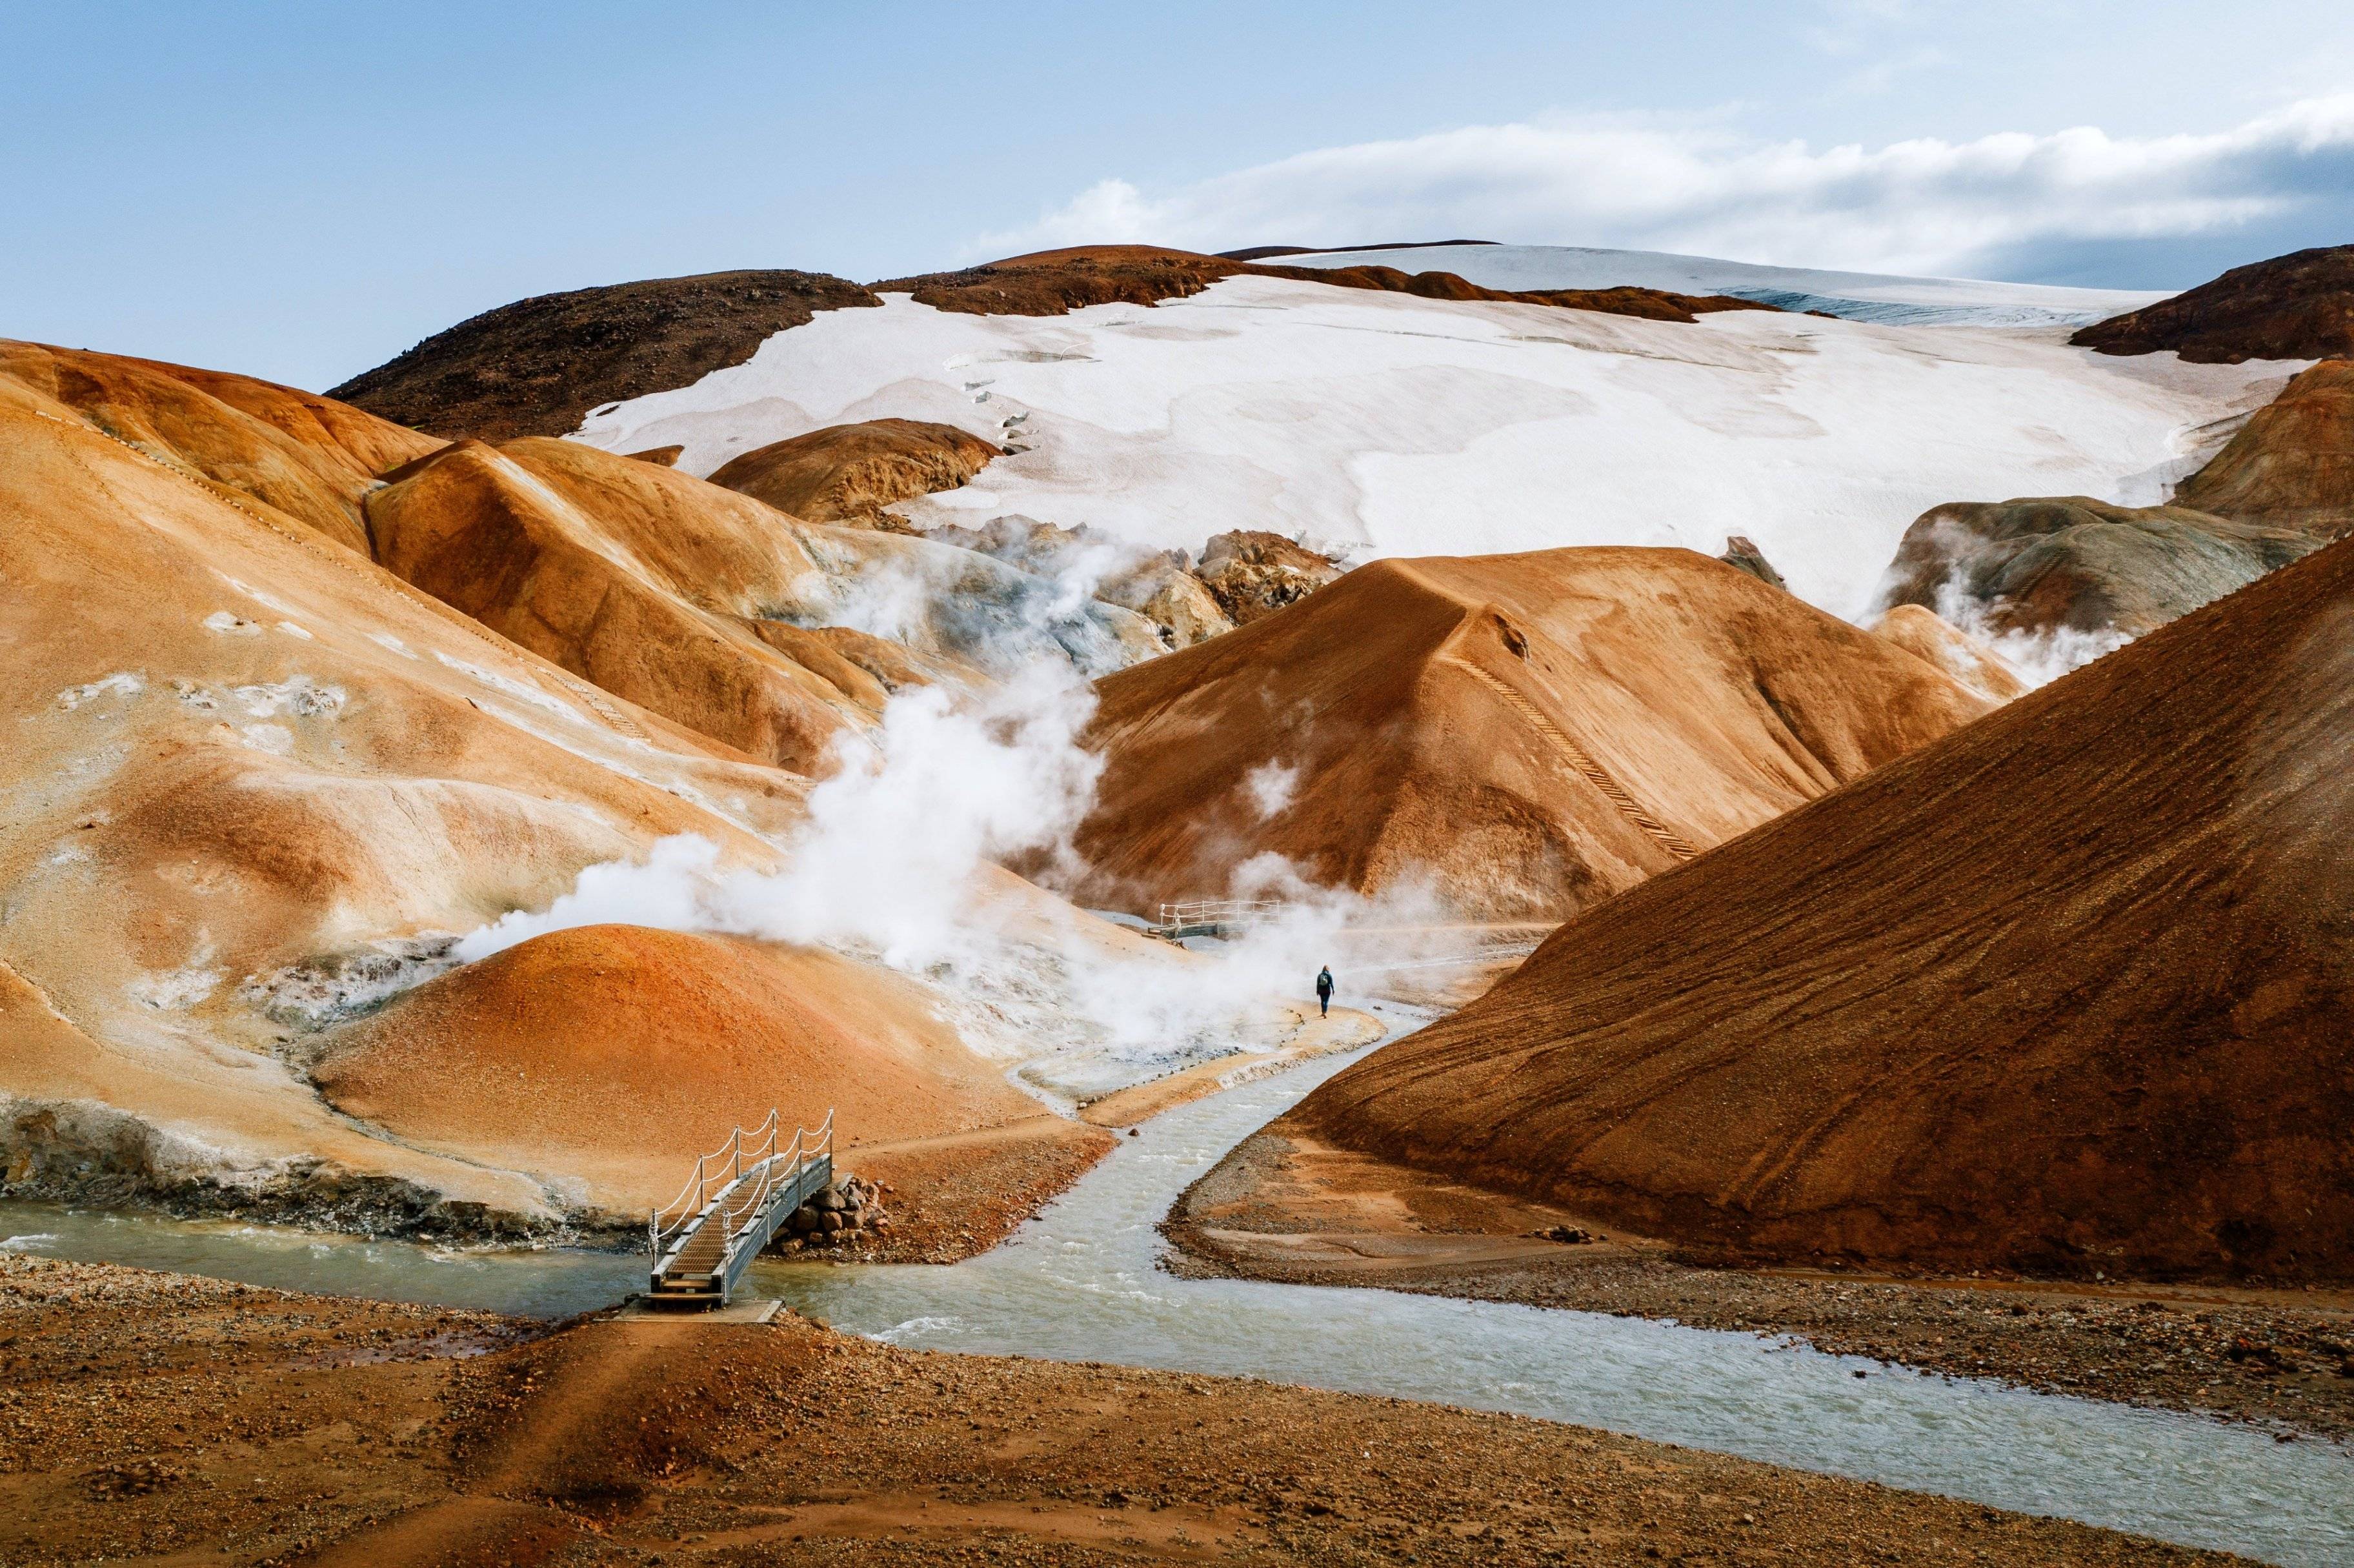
[648,1108,836,1264]
[1152,898,1286,932]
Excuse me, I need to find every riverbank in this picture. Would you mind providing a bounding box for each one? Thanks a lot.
[0,1252,2251,1567]
[1165,1125,2354,1443]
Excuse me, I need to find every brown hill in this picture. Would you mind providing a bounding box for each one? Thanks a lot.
[1065,548,1989,921]
[310,925,1034,1209]
[1290,535,2354,1283]
[2070,244,2354,362]
[2173,358,2354,537]
[0,340,439,554]
[1880,495,2320,638]
[328,270,882,442]
[877,244,1775,325]
[1869,604,2027,703]
[362,435,974,771]
[706,417,1004,527]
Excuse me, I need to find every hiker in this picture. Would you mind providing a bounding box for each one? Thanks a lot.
[1315,965,1334,1018]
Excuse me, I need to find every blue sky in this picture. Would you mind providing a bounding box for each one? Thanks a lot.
[6,1,2351,390]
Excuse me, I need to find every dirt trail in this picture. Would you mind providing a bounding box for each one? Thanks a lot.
[1078,1007,1385,1128]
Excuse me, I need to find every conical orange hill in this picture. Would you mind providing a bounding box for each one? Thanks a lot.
[1065,547,1989,921]
[1288,534,2354,1283]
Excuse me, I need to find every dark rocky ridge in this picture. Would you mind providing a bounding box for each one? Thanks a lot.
[328,269,881,442]
[1216,239,1500,259]
[874,244,1776,324]
[2070,244,2354,363]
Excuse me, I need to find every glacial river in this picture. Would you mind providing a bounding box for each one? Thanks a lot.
[7,1036,2351,1566]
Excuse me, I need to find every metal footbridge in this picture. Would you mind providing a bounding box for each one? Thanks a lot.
[646,1109,833,1309]
[1151,898,1285,940]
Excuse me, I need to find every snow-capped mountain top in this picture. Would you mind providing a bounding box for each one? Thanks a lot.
[1275,243,2170,328]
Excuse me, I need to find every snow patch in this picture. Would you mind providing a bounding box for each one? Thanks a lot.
[237,724,294,754]
[217,575,305,619]
[55,673,144,710]
[126,941,224,1010]
[367,631,421,660]
[203,611,263,636]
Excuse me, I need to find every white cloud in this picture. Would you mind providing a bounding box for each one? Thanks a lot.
[978,95,2354,279]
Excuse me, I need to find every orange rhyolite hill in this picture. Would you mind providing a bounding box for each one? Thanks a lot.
[1065,547,1990,921]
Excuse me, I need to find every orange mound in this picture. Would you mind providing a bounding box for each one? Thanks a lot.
[0,339,440,553]
[312,925,1036,1211]
[363,436,972,770]
[705,417,1004,527]
[1291,536,2354,1283]
[2174,359,2354,538]
[1066,548,1988,921]
[1869,605,2027,703]
[2071,245,2354,363]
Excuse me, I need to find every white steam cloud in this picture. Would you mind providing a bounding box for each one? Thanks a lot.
[1243,760,1299,819]
[458,660,1103,970]
[454,656,1460,1104]
[1929,563,2131,690]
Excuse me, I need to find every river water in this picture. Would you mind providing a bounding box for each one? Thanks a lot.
[7,1040,2350,1566]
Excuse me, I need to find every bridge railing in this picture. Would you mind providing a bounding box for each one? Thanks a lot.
[648,1108,836,1272]
[1153,898,1285,932]
[719,1108,832,1248]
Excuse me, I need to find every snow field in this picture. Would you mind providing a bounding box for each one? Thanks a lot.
[575,276,2288,620]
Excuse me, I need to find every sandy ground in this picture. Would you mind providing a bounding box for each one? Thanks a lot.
[0,1253,2250,1567]
[1167,1128,2354,1443]
[825,1116,1120,1264]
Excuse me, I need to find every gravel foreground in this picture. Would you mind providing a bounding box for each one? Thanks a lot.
[0,1252,2251,1566]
